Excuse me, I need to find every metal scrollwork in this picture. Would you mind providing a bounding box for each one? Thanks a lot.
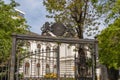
[41,22,51,34]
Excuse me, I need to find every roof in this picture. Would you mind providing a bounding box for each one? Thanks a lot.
[25,31,40,36]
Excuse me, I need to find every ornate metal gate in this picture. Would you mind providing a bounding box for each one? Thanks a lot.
[16,43,58,80]
[10,34,98,80]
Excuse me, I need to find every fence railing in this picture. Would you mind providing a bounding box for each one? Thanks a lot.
[0,59,10,80]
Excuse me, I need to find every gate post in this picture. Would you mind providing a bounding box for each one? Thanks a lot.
[95,40,99,80]
[57,44,60,80]
[10,35,17,80]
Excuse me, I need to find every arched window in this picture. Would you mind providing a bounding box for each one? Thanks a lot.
[46,46,50,74]
[46,64,50,74]
[27,42,31,46]
[53,46,58,58]
[53,65,57,74]
[37,44,41,49]
[36,63,40,76]
[46,46,50,57]
[37,44,41,52]
[46,46,50,52]
[25,62,30,75]
[27,42,31,51]
[54,65,56,68]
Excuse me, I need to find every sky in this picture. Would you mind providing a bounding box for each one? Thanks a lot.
[4,0,54,34]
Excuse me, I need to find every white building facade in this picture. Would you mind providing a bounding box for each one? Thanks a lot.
[19,40,77,78]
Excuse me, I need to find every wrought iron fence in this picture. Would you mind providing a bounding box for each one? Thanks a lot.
[4,34,98,80]
[0,59,10,80]
[16,42,58,80]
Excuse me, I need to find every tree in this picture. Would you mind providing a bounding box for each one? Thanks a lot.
[43,0,120,79]
[43,0,102,79]
[97,0,120,80]
[98,18,120,80]
[0,0,29,78]
[43,0,100,39]
[96,0,120,24]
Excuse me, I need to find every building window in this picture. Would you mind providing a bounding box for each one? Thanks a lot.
[37,44,41,52]
[25,62,30,75]
[27,42,31,46]
[46,46,51,74]
[46,46,50,57]
[54,65,56,68]
[53,46,57,57]
[36,63,40,76]
[37,44,41,49]
[46,64,50,74]
[27,42,31,51]
[53,65,57,74]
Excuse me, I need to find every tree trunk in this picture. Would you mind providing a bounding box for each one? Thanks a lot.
[107,67,119,80]
[76,25,87,78]
[77,47,87,78]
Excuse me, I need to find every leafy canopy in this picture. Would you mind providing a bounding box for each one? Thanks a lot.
[97,0,120,69]
[0,0,29,63]
[97,0,120,24]
[43,0,100,38]
[98,18,120,69]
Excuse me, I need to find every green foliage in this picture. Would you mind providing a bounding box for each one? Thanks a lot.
[97,0,120,24]
[111,0,120,17]
[0,0,29,64]
[98,18,120,69]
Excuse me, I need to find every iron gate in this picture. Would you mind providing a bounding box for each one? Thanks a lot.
[9,34,98,80]
[16,43,58,80]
